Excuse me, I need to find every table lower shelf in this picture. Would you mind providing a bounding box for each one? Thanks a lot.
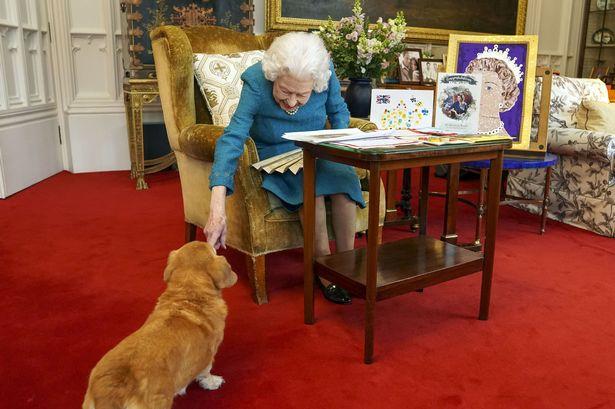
[315,236,484,301]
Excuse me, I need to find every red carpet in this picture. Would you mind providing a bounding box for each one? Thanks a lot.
[1,170,614,409]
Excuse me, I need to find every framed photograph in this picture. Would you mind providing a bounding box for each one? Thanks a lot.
[369,89,434,129]
[398,48,423,84]
[590,66,610,80]
[420,59,444,85]
[266,0,527,43]
[446,34,538,151]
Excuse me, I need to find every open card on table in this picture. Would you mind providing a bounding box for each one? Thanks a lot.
[369,89,434,130]
[434,73,482,134]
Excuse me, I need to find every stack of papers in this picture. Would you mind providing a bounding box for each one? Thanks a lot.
[252,149,303,174]
[252,128,513,174]
[281,128,395,144]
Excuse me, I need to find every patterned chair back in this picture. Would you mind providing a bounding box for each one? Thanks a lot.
[533,76,609,129]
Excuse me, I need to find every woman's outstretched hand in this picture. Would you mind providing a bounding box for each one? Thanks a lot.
[205,186,228,250]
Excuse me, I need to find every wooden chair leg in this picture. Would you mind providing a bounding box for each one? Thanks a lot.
[540,166,553,234]
[185,222,197,243]
[377,226,383,245]
[246,254,268,305]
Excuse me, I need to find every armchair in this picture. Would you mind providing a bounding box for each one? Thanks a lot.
[507,75,615,237]
[150,25,385,304]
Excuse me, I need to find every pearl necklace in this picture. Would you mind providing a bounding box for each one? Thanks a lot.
[478,121,505,135]
[284,106,300,116]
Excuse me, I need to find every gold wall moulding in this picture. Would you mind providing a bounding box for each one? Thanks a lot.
[265,0,527,43]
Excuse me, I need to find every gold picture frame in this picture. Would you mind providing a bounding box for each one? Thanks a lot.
[446,34,538,151]
[266,0,528,43]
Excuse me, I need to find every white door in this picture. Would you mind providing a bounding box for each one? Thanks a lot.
[0,0,61,198]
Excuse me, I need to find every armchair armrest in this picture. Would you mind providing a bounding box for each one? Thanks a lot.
[178,124,225,162]
[349,117,378,132]
[548,128,615,165]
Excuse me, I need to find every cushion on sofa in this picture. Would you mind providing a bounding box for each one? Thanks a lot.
[193,50,264,127]
[576,100,615,133]
[533,76,609,129]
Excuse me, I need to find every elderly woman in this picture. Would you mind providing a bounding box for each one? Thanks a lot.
[205,32,364,304]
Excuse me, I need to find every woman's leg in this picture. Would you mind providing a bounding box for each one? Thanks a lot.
[299,195,330,257]
[330,193,357,252]
[300,194,353,304]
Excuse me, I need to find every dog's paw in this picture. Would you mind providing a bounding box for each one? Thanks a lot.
[198,375,225,390]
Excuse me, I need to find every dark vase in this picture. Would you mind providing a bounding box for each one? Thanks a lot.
[344,78,373,118]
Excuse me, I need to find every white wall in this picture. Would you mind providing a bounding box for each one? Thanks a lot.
[0,0,61,198]
[526,0,585,76]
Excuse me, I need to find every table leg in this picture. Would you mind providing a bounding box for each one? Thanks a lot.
[385,170,398,222]
[364,162,381,364]
[540,166,552,234]
[418,166,430,236]
[123,92,137,180]
[130,93,148,190]
[442,163,460,244]
[303,149,316,325]
[479,152,504,321]
[474,169,488,247]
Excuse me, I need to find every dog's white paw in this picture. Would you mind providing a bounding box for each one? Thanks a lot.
[198,375,225,390]
[176,386,187,396]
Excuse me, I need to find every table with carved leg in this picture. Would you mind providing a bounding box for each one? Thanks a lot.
[123,78,176,190]
[299,139,511,364]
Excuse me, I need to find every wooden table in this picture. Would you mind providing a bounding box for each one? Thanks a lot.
[298,139,511,364]
[123,78,176,190]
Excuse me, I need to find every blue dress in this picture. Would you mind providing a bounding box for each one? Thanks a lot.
[209,61,365,210]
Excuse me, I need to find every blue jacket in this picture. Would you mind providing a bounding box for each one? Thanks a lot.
[209,61,364,209]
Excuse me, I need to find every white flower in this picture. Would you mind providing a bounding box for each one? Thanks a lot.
[345,31,359,42]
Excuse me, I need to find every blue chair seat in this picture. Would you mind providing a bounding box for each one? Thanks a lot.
[464,152,558,170]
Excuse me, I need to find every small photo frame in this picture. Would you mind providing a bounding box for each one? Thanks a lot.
[590,66,610,80]
[420,59,444,85]
[398,47,422,84]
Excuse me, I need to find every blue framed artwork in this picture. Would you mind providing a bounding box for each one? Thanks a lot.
[122,0,254,77]
[446,34,538,151]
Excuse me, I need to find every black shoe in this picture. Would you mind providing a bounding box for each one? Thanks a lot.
[315,277,352,304]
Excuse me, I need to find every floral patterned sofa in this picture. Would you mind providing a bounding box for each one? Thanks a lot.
[506,76,615,237]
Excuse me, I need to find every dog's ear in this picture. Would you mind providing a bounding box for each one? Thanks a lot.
[210,256,237,289]
[163,250,179,282]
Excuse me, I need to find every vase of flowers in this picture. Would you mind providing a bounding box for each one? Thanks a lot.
[319,0,406,117]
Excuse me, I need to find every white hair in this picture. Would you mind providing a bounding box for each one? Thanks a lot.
[262,32,331,93]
